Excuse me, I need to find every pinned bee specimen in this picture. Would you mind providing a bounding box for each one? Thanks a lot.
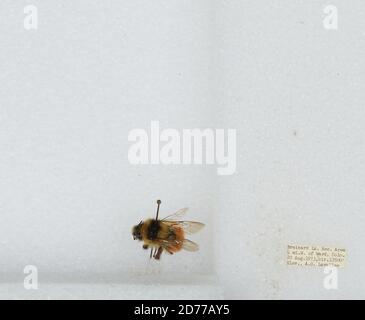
[132,200,204,260]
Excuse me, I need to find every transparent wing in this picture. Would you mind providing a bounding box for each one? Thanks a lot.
[158,238,199,252]
[162,220,205,234]
[162,208,189,221]
[181,239,199,251]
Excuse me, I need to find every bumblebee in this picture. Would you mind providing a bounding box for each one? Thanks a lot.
[132,200,204,260]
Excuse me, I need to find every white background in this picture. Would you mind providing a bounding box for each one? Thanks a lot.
[0,1,364,299]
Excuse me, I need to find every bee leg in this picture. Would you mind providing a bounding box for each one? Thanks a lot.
[150,247,158,259]
[152,248,158,258]
[154,247,163,260]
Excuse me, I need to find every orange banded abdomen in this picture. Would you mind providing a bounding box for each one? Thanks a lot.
[166,226,185,253]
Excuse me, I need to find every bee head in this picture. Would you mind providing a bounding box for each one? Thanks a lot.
[132,221,143,241]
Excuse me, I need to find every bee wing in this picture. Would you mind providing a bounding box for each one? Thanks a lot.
[161,208,189,221]
[158,239,199,252]
[181,239,199,252]
[162,220,205,235]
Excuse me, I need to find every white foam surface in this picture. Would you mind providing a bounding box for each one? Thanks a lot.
[0,1,364,299]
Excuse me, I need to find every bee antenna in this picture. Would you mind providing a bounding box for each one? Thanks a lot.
[155,199,161,220]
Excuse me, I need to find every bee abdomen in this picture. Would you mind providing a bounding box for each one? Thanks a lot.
[168,229,176,240]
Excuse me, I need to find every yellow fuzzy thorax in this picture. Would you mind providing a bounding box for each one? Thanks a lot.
[141,219,170,246]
